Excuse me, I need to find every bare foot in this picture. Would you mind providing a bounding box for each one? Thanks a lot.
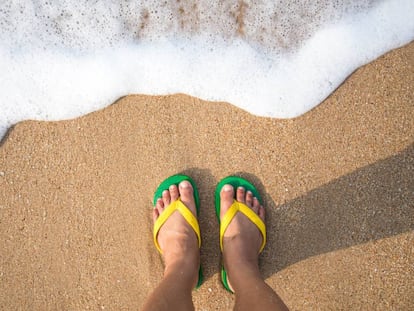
[153,181,200,287]
[220,184,265,291]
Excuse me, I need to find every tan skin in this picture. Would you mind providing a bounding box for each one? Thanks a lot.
[141,181,289,311]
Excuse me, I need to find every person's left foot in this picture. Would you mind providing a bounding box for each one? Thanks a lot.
[153,180,200,286]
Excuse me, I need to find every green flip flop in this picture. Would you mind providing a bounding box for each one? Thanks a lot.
[153,174,203,289]
[214,176,266,292]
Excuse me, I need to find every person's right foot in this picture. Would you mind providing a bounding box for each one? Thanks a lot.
[220,184,265,291]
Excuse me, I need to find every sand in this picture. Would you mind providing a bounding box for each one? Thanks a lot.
[0,42,413,310]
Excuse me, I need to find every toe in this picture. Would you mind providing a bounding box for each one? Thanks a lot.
[251,197,260,213]
[220,184,235,219]
[162,189,171,207]
[246,190,253,207]
[258,205,265,221]
[178,181,196,215]
[236,186,245,203]
[169,184,179,202]
[152,208,159,223]
[155,198,164,215]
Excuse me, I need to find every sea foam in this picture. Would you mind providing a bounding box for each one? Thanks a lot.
[0,0,413,139]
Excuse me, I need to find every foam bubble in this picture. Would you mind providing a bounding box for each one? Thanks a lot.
[0,0,413,139]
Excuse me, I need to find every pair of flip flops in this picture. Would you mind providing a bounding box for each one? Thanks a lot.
[152,174,267,291]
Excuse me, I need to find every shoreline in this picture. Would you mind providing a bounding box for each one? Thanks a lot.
[0,43,413,310]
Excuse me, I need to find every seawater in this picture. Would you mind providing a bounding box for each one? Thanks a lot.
[0,0,413,139]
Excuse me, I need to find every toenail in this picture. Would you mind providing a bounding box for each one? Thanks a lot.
[247,191,252,195]
[162,190,169,195]
[180,181,190,188]
[223,184,233,192]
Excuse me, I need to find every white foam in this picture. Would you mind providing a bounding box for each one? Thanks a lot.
[0,0,413,139]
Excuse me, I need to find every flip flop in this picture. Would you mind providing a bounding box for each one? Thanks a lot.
[153,174,203,289]
[214,176,266,292]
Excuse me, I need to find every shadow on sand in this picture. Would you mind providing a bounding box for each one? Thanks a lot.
[178,144,413,281]
[261,143,413,276]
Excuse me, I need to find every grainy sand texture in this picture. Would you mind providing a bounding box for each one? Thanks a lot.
[0,42,413,310]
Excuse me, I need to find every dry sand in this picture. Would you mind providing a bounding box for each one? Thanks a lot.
[0,42,413,310]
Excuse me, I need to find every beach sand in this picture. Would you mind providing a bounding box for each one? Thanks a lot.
[0,42,413,310]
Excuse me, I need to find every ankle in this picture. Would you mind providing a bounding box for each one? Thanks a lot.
[222,236,260,267]
[225,262,263,293]
[163,258,199,289]
[164,252,199,275]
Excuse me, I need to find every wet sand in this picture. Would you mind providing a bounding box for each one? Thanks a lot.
[0,42,413,310]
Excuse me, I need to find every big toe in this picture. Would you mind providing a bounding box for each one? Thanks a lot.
[179,180,197,215]
[220,184,235,219]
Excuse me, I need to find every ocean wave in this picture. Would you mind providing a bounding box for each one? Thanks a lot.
[0,0,413,139]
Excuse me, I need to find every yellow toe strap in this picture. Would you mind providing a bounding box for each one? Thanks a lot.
[153,198,201,254]
[220,200,266,253]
